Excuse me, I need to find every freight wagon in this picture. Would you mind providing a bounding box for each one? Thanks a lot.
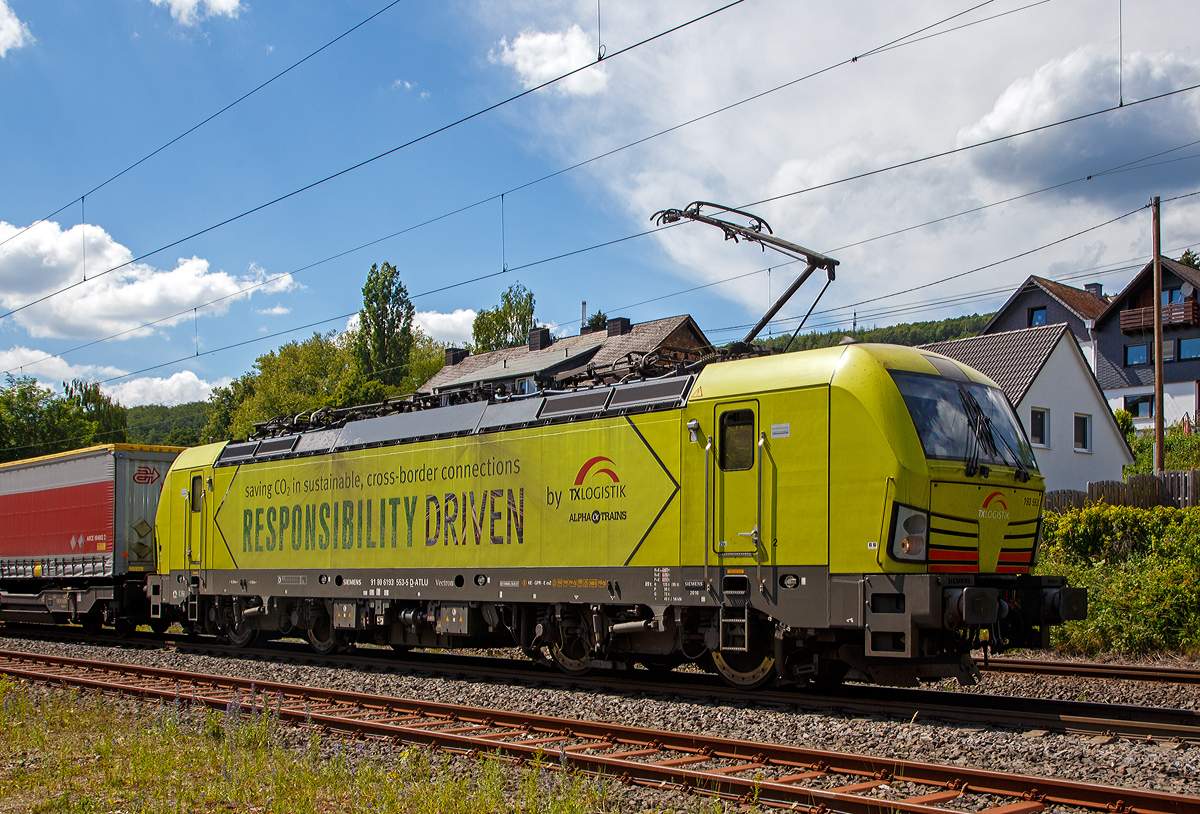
[0,444,182,634]
[147,343,1085,688]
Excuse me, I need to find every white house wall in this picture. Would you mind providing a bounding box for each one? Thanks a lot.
[1105,382,1196,428]
[1021,339,1132,491]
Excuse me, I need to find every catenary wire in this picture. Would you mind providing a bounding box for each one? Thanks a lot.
[0,0,1050,377]
[0,0,407,253]
[0,0,749,324]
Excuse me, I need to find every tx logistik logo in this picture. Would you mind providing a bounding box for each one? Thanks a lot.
[569,456,627,524]
[979,491,1010,521]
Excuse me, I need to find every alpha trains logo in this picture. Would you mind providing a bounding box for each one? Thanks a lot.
[979,491,1010,520]
[569,456,627,524]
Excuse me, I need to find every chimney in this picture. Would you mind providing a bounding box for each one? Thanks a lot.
[606,317,631,337]
[528,326,552,351]
[1084,283,1103,299]
[445,347,467,366]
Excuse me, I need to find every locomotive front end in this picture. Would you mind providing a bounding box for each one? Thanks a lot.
[820,345,1086,685]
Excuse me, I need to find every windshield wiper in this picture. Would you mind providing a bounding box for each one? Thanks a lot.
[959,387,1030,483]
[958,388,997,478]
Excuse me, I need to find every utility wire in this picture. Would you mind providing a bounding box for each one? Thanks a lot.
[0,0,1083,377]
[0,0,748,324]
[0,0,407,253]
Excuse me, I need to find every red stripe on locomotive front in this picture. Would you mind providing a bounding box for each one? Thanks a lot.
[928,548,977,562]
[0,480,114,557]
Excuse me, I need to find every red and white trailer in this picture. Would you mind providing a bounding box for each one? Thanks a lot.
[0,444,182,629]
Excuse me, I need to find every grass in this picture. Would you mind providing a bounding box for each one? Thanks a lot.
[0,678,724,813]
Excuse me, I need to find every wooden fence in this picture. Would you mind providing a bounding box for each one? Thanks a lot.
[1044,469,1200,512]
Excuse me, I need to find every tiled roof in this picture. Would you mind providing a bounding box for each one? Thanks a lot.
[920,323,1069,404]
[420,314,707,393]
[1030,276,1108,319]
[1096,257,1200,325]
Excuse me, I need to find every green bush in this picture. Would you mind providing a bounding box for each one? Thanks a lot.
[1123,419,1200,476]
[1038,504,1200,655]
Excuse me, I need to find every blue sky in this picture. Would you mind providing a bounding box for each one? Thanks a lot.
[2,0,1200,406]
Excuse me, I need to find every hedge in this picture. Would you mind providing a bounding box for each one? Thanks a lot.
[1036,504,1200,656]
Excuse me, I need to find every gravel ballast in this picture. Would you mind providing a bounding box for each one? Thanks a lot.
[1,633,1196,807]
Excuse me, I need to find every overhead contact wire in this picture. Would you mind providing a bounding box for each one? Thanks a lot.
[0,0,749,323]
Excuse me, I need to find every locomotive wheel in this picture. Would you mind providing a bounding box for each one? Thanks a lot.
[549,644,595,676]
[225,621,259,648]
[306,618,345,655]
[710,649,777,689]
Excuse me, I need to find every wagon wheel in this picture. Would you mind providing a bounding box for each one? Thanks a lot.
[149,619,171,635]
[80,612,103,637]
[710,648,777,690]
[114,619,136,638]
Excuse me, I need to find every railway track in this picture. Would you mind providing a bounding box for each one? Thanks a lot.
[2,625,1198,745]
[0,648,1193,814]
[982,658,1200,686]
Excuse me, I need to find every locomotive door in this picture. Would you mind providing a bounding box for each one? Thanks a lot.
[187,471,205,569]
[713,400,759,560]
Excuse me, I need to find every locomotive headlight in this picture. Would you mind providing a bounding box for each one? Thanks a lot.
[890,504,929,562]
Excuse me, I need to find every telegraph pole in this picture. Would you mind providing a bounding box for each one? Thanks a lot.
[1153,196,1165,473]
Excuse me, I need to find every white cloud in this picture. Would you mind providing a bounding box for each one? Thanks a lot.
[490,24,607,97]
[256,304,291,315]
[0,220,296,340]
[415,309,476,345]
[0,346,126,388]
[472,1,1200,328]
[957,46,1200,198]
[0,0,33,57]
[150,0,241,27]
[103,370,231,407]
[392,79,414,90]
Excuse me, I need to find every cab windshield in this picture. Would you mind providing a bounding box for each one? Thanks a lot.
[890,371,1038,471]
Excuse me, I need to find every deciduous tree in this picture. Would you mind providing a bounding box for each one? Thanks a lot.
[354,261,414,388]
[472,283,536,352]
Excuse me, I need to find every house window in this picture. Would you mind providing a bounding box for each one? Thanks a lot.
[1181,337,1200,360]
[1163,288,1184,306]
[1164,339,1175,362]
[1124,394,1155,419]
[1029,408,1049,447]
[1074,414,1092,452]
[1028,307,1047,327]
[719,409,755,471]
[1125,344,1149,366]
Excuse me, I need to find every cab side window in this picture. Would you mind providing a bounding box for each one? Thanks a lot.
[719,409,755,471]
[191,475,203,513]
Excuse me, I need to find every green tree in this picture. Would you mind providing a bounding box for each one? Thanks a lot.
[354,262,415,389]
[472,283,537,352]
[1180,249,1199,269]
[0,375,95,463]
[126,401,209,445]
[401,327,446,394]
[64,379,127,444]
[202,332,382,441]
[586,309,608,331]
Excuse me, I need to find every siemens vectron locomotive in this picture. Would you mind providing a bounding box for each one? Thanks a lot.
[93,341,1075,689]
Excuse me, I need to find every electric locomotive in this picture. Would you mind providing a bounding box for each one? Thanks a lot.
[146,341,1084,688]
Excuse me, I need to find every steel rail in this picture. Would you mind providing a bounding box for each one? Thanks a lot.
[2,625,1197,744]
[0,649,1193,814]
[982,657,1200,686]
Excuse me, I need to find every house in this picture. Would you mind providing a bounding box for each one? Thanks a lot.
[421,315,713,397]
[1089,257,1200,427]
[922,324,1133,491]
[979,275,1108,368]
